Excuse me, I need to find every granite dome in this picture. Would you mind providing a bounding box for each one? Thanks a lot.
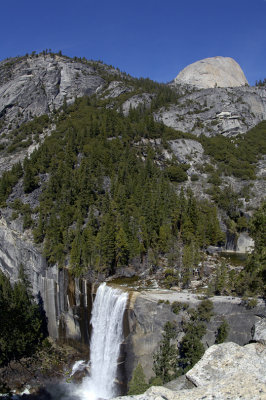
[174,56,248,89]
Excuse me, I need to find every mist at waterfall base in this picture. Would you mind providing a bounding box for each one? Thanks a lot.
[47,283,128,400]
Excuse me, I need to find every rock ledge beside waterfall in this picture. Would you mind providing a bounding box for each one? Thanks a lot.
[114,342,266,400]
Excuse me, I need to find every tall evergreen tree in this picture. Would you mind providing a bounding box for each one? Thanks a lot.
[153,322,178,383]
[128,364,149,395]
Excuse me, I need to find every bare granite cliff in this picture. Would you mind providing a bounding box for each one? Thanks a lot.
[158,56,266,137]
[0,54,106,135]
[174,56,249,89]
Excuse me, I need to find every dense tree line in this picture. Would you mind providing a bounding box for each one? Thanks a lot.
[255,78,266,87]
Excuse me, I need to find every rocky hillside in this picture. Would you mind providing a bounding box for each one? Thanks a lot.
[155,84,266,137]
[0,53,113,132]
[0,51,265,297]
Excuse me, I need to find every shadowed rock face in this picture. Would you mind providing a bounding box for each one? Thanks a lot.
[174,56,248,89]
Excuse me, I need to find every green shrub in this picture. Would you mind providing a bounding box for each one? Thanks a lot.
[243,297,258,309]
[171,301,188,314]
[171,301,182,314]
[165,165,188,182]
[215,319,229,344]
[197,299,214,322]
[191,174,199,181]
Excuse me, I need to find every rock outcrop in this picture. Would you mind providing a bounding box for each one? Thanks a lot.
[174,56,249,89]
[155,85,266,137]
[121,93,154,116]
[114,342,266,400]
[102,80,133,99]
[186,342,266,386]
[168,139,205,165]
[0,54,106,135]
[236,231,254,253]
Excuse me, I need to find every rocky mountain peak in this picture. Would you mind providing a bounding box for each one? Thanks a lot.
[0,54,106,130]
[174,56,249,89]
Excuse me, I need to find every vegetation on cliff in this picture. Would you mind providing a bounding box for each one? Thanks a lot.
[206,201,266,297]
[200,120,266,180]
[128,364,150,395]
[152,299,214,384]
[242,201,266,297]
[4,96,223,280]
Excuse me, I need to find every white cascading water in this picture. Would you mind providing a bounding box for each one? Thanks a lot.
[73,282,128,400]
[70,360,86,377]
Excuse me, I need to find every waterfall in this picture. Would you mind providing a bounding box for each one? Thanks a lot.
[73,282,128,400]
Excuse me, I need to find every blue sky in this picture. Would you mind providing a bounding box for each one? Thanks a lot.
[1,0,265,84]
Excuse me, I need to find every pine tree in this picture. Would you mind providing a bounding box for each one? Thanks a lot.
[214,261,228,295]
[153,322,178,383]
[23,158,39,193]
[178,333,205,373]
[182,243,193,288]
[115,224,129,267]
[128,364,149,395]
[215,319,229,344]
[158,224,171,253]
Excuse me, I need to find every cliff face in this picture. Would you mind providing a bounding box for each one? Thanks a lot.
[124,290,266,380]
[0,213,92,344]
[1,54,266,142]
[0,55,105,134]
[164,56,266,137]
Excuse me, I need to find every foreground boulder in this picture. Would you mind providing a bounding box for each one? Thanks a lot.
[114,342,266,400]
[186,341,266,387]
